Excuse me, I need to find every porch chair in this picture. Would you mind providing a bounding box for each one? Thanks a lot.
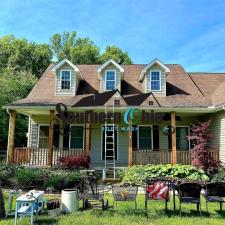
[111,184,138,210]
[203,182,225,212]
[78,175,110,211]
[145,178,170,214]
[177,182,202,216]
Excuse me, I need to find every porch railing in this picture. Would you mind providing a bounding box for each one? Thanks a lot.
[132,149,219,165]
[14,147,84,166]
[14,147,220,166]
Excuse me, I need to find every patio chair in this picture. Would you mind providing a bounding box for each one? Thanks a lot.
[145,178,170,213]
[203,182,225,212]
[77,175,109,211]
[177,182,202,216]
[111,184,138,210]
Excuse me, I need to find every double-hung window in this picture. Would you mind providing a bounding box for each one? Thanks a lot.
[176,127,189,150]
[138,126,152,149]
[61,70,71,90]
[105,70,116,91]
[149,70,161,91]
[70,126,84,149]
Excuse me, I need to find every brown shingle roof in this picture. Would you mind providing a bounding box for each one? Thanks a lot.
[8,63,225,108]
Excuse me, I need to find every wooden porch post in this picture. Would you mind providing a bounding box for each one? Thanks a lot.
[7,110,16,164]
[128,124,133,166]
[171,111,177,165]
[84,122,91,158]
[48,110,55,167]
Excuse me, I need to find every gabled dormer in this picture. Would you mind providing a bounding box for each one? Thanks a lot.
[51,59,82,96]
[97,59,124,93]
[139,58,170,96]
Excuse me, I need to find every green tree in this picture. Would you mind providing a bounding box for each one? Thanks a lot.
[50,31,77,61]
[50,31,132,64]
[0,35,52,78]
[100,45,132,64]
[0,68,37,149]
[71,38,100,64]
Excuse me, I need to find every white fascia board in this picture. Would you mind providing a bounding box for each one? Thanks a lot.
[97,59,124,74]
[51,59,83,79]
[139,58,170,81]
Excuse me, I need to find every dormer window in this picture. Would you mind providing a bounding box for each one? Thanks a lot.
[105,70,116,91]
[61,70,71,90]
[149,70,161,91]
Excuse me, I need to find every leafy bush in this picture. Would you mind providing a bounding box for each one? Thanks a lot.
[211,167,225,182]
[13,168,38,188]
[0,162,22,186]
[59,156,90,169]
[122,164,209,185]
[44,175,64,190]
[189,120,219,172]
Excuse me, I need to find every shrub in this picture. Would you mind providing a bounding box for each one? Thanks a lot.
[13,168,38,188]
[122,164,209,185]
[189,120,220,172]
[59,156,90,169]
[44,175,64,190]
[211,167,225,182]
[0,162,21,186]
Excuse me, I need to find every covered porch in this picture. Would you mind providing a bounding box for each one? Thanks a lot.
[6,107,219,168]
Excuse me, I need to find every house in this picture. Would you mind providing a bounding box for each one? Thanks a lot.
[3,58,225,177]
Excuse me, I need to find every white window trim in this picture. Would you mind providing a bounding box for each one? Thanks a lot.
[37,124,49,149]
[176,126,191,150]
[104,70,117,91]
[60,69,72,91]
[148,70,162,92]
[101,124,118,161]
[137,125,153,150]
[69,125,85,149]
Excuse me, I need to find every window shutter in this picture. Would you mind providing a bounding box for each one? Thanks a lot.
[153,125,159,150]
[132,125,137,150]
[168,134,172,150]
[53,125,59,148]
[63,125,70,148]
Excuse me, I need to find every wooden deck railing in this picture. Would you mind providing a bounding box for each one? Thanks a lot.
[14,147,219,166]
[14,147,84,166]
[132,149,219,165]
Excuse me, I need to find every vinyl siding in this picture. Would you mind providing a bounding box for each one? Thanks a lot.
[100,64,121,92]
[145,64,166,96]
[28,118,38,148]
[202,111,225,164]
[55,63,77,96]
[90,124,128,168]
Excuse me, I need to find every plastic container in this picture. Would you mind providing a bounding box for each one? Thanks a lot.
[61,189,79,213]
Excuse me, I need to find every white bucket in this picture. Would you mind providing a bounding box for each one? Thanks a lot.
[61,189,79,213]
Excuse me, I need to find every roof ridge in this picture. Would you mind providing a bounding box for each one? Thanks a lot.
[179,65,204,97]
[188,72,225,74]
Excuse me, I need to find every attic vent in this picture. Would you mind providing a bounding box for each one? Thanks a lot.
[149,101,154,106]
[114,99,120,106]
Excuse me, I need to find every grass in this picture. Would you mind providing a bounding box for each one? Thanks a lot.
[1,192,225,225]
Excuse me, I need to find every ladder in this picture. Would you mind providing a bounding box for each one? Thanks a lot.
[104,97,116,179]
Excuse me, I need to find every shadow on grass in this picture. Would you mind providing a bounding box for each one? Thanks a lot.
[35,217,58,225]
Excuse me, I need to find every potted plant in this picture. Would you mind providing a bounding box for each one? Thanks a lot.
[46,199,61,217]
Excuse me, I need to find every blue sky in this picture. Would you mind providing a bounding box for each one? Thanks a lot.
[1,0,225,72]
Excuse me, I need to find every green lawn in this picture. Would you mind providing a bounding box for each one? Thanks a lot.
[1,192,225,225]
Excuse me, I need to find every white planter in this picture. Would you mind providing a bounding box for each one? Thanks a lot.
[61,189,79,213]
